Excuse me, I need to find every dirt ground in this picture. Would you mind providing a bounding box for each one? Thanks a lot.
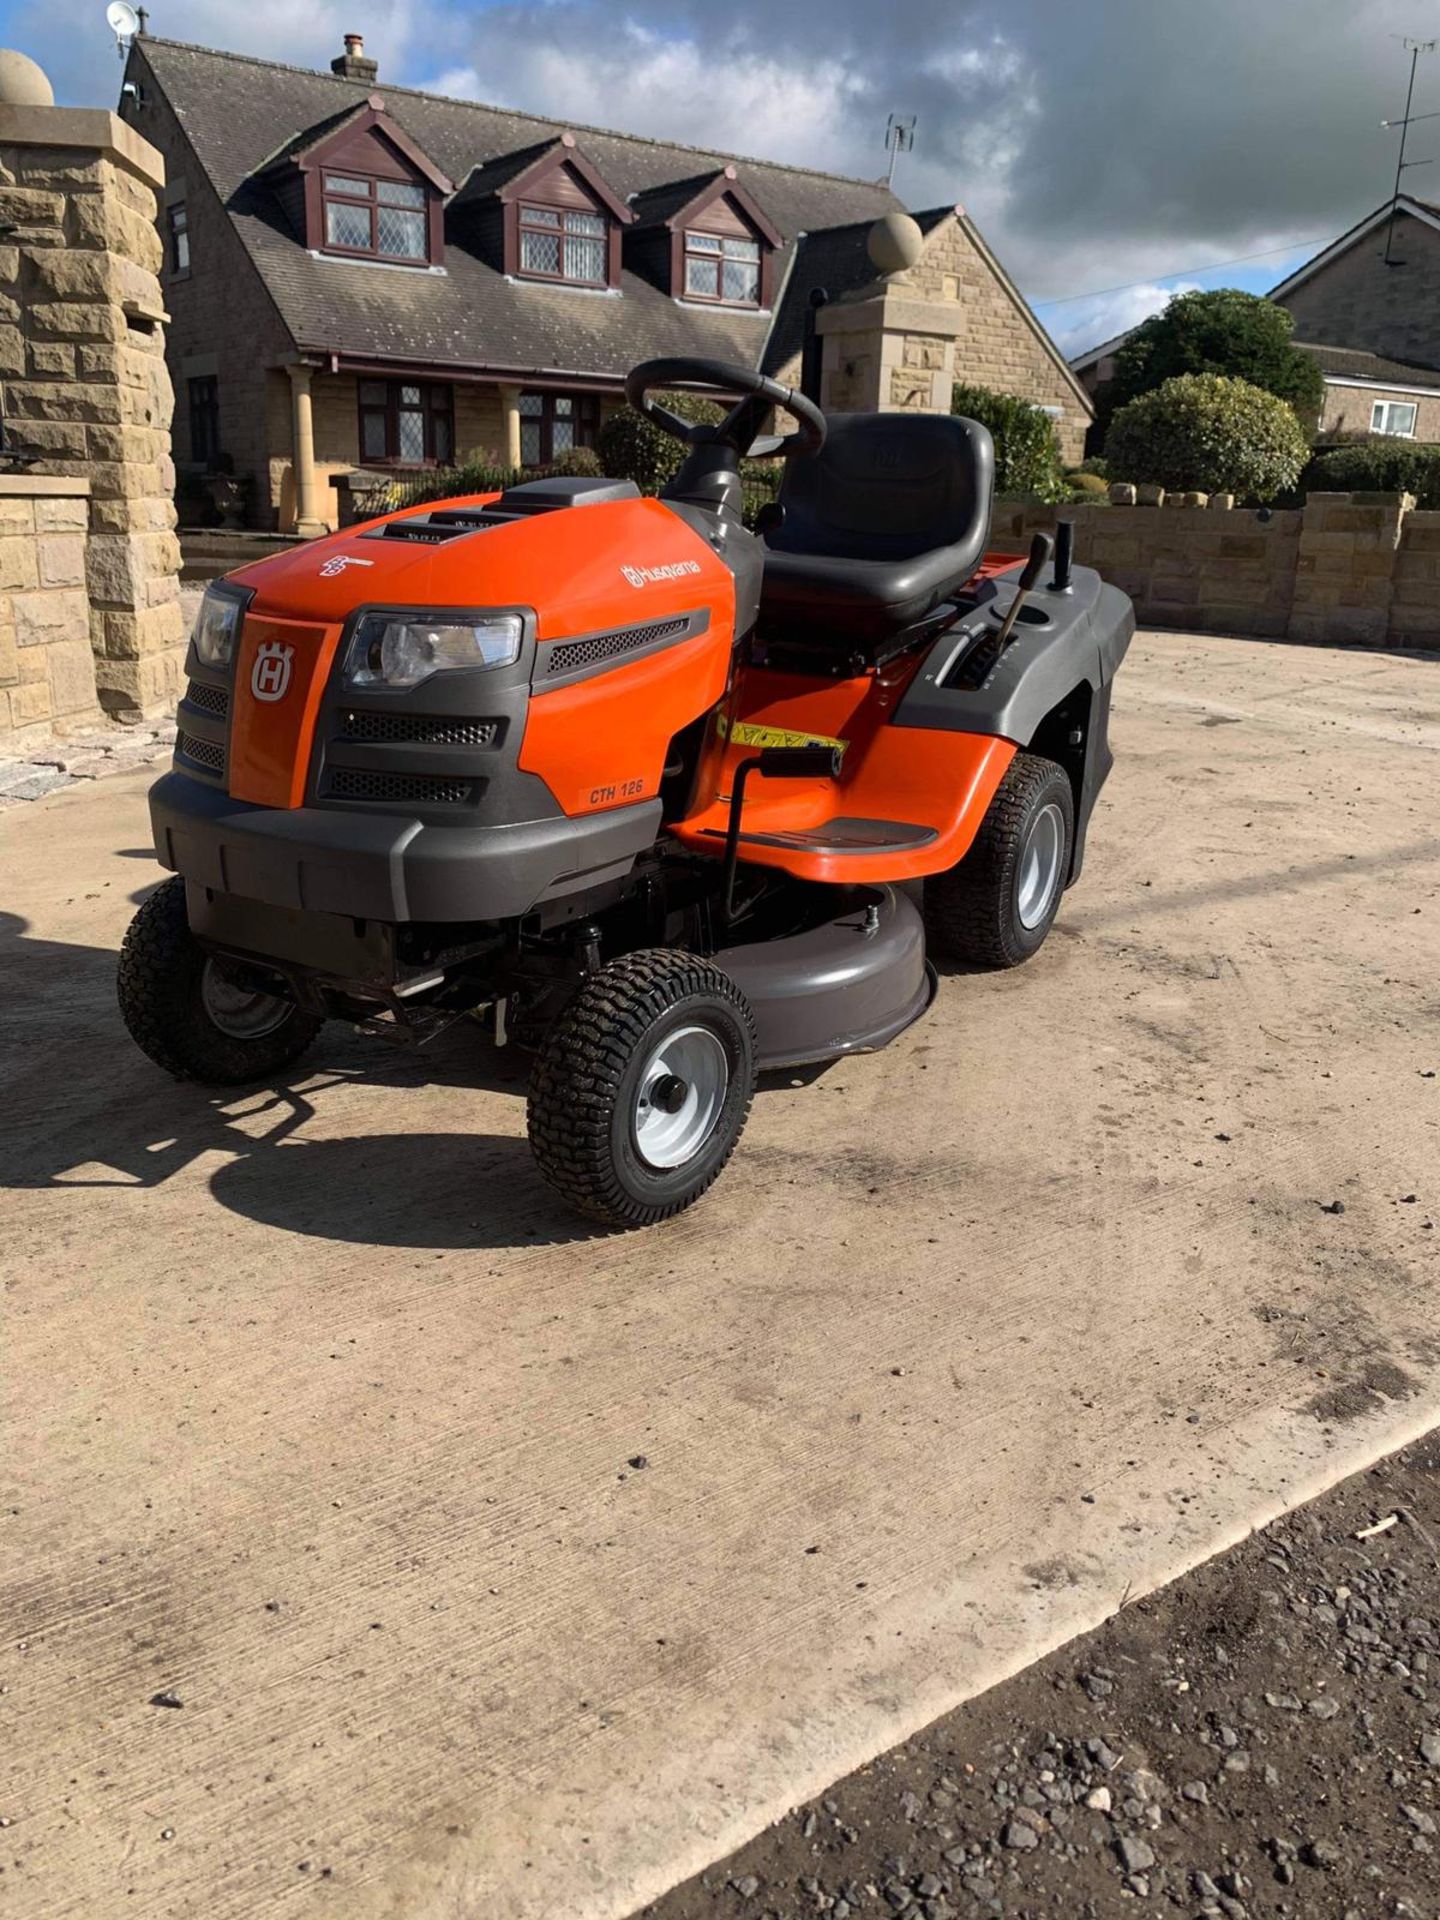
[643,1430,1440,1920]
[2,632,1438,1920]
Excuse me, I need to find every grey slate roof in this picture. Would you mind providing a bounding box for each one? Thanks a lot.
[1296,341,1440,390]
[131,37,908,384]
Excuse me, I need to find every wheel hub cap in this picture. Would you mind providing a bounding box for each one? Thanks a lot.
[1016,800,1065,930]
[633,1026,728,1170]
[200,958,291,1040]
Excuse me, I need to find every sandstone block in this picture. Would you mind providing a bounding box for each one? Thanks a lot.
[47,638,100,718]
[4,380,122,426]
[0,324,24,376]
[27,341,76,378]
[0,184,64,228]
[67,195,165,275]
[95,644,183,718]
[0,620,18,687]
[14,587,89,647]
[1208,493,1235,510]
[1108,483,1137,505]
[29,300,124,342]
[0,498,34,533]
[1136,484,1165,506]
[7,674,53,725]
[38,534,86,588]
[0,537,38,591]
[34,496,89,533]
[103,601,184,659]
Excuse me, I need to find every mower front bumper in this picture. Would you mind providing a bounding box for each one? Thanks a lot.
[149,771,661,924]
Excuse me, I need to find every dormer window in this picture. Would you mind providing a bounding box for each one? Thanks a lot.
[684,231,761,305]
[518,204,608,285]
[323,172,428,261]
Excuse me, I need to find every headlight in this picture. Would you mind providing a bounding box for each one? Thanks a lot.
[345,613,523,689]
[192,587,244,668]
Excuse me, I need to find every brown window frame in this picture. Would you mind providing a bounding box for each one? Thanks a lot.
[515,203,611,288]
[167,200,190,277]
[357,378,455,467]
[517,390,602,467]
[320,171,432,265]
[682,228,762,307]
[188,375,220,469]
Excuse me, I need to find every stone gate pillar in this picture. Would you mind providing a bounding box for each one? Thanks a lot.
[0,67,185,719]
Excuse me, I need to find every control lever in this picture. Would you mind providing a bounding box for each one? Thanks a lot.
[1051,517,1075,592]
[720,744,843,931]
[992,532,1053,654]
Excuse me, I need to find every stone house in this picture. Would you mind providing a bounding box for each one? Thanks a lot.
[112,33,1089,535]
[1071,194,1440,445]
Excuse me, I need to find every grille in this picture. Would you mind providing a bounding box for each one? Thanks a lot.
[328,767,473,805]
[176,731,225,774]
[545,616,690,677]
[184,680,229,718]
[339,710,501,748]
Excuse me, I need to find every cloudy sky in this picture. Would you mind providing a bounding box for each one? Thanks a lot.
[4,0,1430,353]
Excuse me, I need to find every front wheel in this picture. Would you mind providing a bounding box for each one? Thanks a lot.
[923,752,1074,968]
[117,875,323,1084]
[527,949,757,1227]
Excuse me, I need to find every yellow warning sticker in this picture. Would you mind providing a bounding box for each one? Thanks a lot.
[723,719,849,754]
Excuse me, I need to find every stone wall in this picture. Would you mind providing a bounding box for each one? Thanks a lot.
[0,101,185,718]
[0,474,99,744]
[990,489,1439,649]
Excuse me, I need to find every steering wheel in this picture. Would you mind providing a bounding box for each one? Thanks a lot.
[624,356,827,462]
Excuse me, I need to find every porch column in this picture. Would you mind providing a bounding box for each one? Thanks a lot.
[499,384,523,470]
[286,364,326,537]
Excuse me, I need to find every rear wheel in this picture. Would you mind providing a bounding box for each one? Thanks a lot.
[527,949,757,1227]
[923,752,1074,968]
[118,875,323,1084]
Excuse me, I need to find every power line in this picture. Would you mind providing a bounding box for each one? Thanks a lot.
[1031,236,1336,310]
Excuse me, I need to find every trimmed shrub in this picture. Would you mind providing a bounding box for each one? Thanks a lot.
[1103,373,1309,502]
[1066,470,1110,497]
[951,383,1067,502]
[1305,436,1440,509]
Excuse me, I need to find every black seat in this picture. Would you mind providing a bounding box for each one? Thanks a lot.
[758,412,994,641]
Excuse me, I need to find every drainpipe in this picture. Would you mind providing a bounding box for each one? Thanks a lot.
[286,364,326,537]
[800,287,828,406]
[499,383,523,470]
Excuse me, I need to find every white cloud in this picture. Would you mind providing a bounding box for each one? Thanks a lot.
[1044,280,1203,360]
[419,23,868,173]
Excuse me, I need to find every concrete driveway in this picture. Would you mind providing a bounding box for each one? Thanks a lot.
[3,633,1438,1920]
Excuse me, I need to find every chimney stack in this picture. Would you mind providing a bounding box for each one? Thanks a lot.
[331,33,378,83]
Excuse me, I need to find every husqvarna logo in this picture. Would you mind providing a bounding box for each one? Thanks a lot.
[251,640,294,703]
[319,554,375,578]
[621,559,702,588]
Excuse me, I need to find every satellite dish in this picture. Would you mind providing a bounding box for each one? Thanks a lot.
[107,1,140,42]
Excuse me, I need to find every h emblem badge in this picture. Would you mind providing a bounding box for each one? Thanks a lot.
[251,639,293,703]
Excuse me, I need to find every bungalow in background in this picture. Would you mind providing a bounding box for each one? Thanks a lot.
[115,32,1090,534]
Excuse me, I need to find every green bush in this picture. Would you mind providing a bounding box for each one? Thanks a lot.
[1066,470,1110,497]
[1102,289,1324,425]
[950,384,1067,502]
[1305,436,1440,509]
[1103,373,1309,502]
[597,391,722,493]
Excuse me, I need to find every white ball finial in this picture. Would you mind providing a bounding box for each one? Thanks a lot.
[867,211,924,276]
[0,49,55,106]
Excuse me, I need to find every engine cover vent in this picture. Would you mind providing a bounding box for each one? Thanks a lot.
[183,680,229,718]
[327,767,475,805]
[544,616,691,678]
[176,730,225,774]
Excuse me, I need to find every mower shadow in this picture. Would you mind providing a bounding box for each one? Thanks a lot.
[0,910,607,1249]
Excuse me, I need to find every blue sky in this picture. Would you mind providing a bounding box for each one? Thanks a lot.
[0,0,1410,357]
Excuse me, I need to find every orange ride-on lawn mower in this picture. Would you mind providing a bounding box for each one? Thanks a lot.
[120,358,1134,1226]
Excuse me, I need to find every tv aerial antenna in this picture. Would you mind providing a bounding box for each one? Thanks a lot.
[106,2,143,58]
[884,114,916,189]
[1381,36,1438,264]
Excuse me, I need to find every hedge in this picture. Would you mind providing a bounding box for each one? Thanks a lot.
[950,383,1067,502]
[1305,437,1440,510]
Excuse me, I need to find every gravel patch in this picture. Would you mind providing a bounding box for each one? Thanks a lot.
[639,1430,1440,1920]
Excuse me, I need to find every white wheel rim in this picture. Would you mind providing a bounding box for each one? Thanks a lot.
[1016,801,1065,930]
[633,1024,729,1170]
[201,958,291,1040]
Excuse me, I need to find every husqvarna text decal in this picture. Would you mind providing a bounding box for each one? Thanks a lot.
[621,560,702,588]
[251,640,294,703]
[319,554,376,578]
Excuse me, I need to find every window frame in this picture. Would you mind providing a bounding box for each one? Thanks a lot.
[167,199,190,277]
[1370,398,1418,438]
[516,389,603,467]
[356,378,455,467]
[681,227,763,307]
[319,171,431,266]
[187,374,220,470]
[514,202,611,288]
